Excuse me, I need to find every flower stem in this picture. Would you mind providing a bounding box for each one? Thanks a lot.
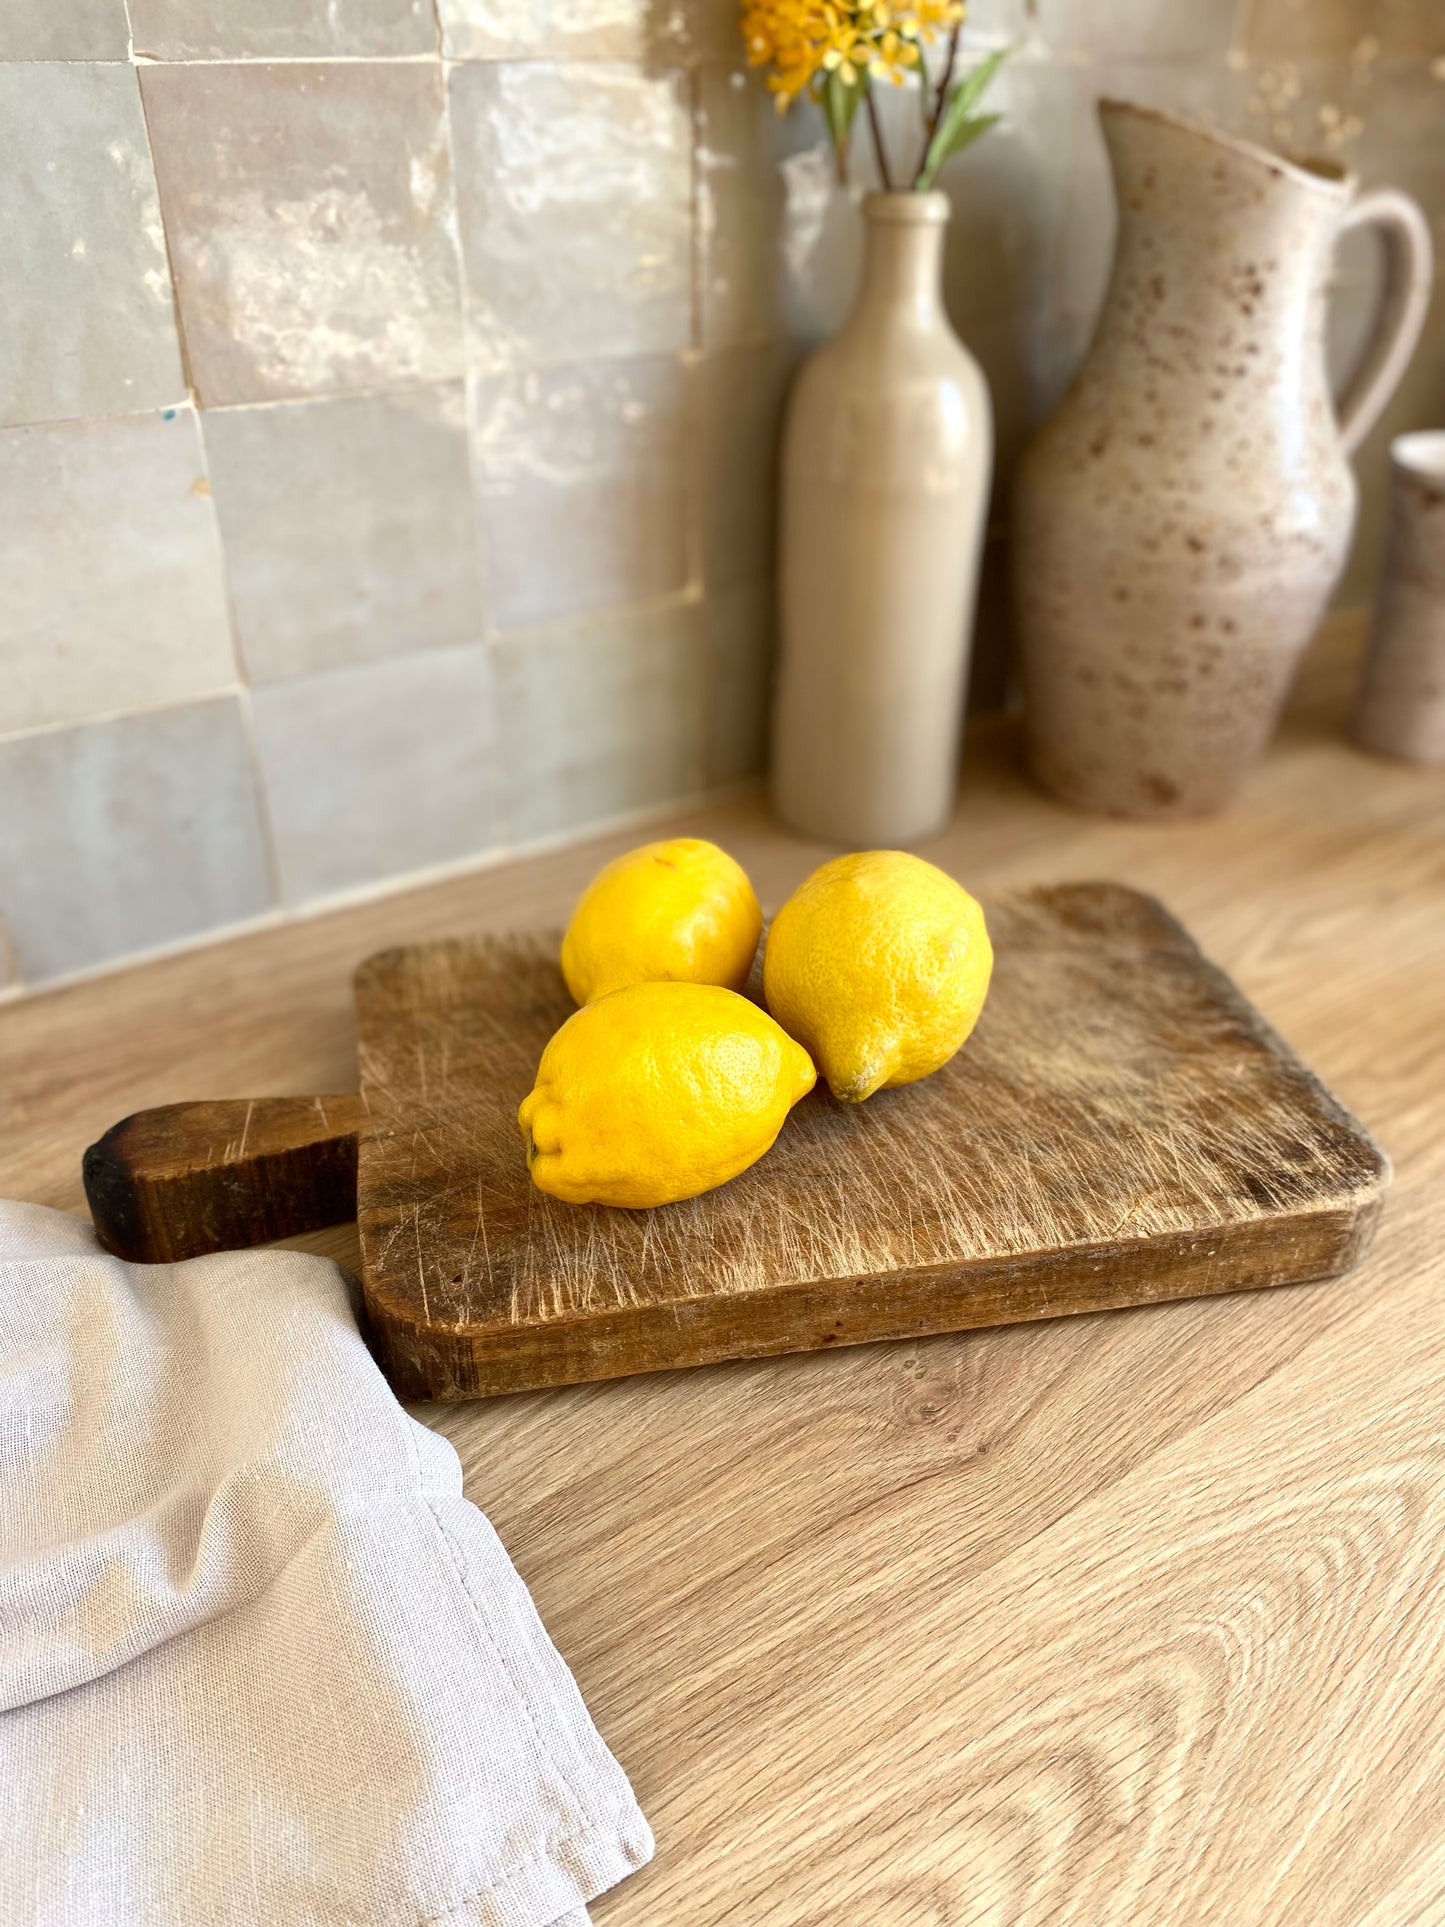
[865,86,895,191]
[918,18,963,183]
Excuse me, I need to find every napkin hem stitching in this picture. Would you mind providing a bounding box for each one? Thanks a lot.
[415,1809,643,1926]
[421,1491,589,1819]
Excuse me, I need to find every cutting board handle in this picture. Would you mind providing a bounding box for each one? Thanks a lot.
[82,1094,367,1264]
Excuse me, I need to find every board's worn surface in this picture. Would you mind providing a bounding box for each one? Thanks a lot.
[355,882,1386,1399]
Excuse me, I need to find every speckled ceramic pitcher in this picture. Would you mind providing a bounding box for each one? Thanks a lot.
[1013,101,1433,817]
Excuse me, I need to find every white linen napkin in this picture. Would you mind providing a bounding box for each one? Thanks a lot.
[0,1199,652,1927]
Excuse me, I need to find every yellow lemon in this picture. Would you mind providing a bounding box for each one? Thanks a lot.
[560,837,763,1005]
[763,851,992,1104]
[519,981,816,1209]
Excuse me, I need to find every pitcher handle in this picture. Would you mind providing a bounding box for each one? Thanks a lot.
[1334,186,1434,458]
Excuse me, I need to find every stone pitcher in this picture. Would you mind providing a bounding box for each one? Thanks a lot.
[1013,100,1433,817]
[772,192,992,846]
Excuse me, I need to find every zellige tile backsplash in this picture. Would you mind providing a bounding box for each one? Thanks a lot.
[0,0,1440,990]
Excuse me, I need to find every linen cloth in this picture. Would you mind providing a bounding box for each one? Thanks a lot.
[0,1199,652,1927]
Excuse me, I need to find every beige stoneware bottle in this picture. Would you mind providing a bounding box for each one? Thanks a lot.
[1013,100,1433,818]
[771,191,993,846]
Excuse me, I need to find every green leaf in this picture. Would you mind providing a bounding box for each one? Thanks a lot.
[916,43,1010,192]
[821,67,864,164]
[918,110,1001,189]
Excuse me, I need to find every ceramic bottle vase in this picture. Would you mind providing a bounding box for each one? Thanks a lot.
[771,192,992,846]
[1013,101,1433,817]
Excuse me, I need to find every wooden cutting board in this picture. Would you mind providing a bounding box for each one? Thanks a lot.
[83,883,1387,1400]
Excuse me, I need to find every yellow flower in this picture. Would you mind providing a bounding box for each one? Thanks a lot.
[739,0,965,114]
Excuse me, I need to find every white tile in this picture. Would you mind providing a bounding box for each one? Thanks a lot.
[449,62,693,373]
[140,62,464,406]
[697,66,861,352]
[472,356,693,631]
[703,577,774,788]
[493,599,703,843]
[0,65,184,427]
[0,0,129,59]
[129,0,434,59]
[203,385,484,682]
[0,411,238,736]
[251,645,502,904]
[0,699,272,983]
[699,341,794,593]
[439,0,644,60]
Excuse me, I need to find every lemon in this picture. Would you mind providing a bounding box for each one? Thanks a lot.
[519,982,816,1208]
[560,837,763,1006]
[763,851,992,1104]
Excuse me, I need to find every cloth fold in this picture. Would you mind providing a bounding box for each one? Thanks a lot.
[0,1201,651,1927]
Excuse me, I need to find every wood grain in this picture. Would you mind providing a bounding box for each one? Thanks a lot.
[83,1094,365,1261]
[356,884,1384,1399]
[4,617,1445,1924]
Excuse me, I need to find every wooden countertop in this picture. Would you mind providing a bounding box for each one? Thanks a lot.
[5,621,1444,1924]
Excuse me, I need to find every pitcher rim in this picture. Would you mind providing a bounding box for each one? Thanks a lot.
[1098,97,1357,200]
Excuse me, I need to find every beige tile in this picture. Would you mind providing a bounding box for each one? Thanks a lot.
[1241,0,1441,60]
[699,341,794,592]
[203,384,483,683]
[0,65,184,428]
[0,0,129,58]
[0,699,272,983]
[1347,60,1445,255]
[703,577,774,788]
[251,645,501,904]
[493,599,703,843]
[129,0,434,58]
[449,62,692,373]
[140,62,464,406]
[472,355,693,631]
[0,411,237,736]
[1372,0,1445,56]
[1038,0,1245,59]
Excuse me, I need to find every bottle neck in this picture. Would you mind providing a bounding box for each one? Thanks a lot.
[854,198,948,330]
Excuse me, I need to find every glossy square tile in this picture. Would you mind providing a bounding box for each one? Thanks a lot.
[1038,0,1246,59]
[932,56,1089,332]
[0,65,184,427]
[703,577,774,788]
[0,699,272,983]
[204,384,483,683]
[1347,60,1445,255]
[0,411,237,736]
[1242,0,1441,59]
[697,66,859,350]
[251,644,501,903]
[140,62,464,405]
[472,355,693,631]
[0,0,129,58]
[699,341,794,592]
[449,62,692,373]
[129,0,434,58]
[493,600,703,843]
[439,0,663,61]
